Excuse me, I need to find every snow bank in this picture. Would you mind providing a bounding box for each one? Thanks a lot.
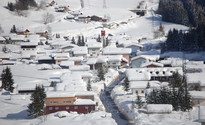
[10,94,26,100]
[146,104,172,114]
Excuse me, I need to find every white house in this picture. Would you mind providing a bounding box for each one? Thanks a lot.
[129,81,161,96]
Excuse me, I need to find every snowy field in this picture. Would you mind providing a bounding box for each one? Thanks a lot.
[0,0,200,125]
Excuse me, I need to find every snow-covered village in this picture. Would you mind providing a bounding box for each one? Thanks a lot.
[0,0,205,125]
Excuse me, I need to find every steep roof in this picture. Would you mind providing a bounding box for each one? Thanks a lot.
[103,46,131,55]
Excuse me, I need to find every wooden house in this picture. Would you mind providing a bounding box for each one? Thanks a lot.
[45,92,96,114]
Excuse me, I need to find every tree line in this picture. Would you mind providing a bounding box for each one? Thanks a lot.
[158,0,205,27]
[146,72,192,111]
[7,0,37,11]
[161,24,205,53]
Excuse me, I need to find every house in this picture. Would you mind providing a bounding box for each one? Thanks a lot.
[69,65,90,72]
[60,60,74,69]
[71,47,88,58]
[129,81,161,96]
[102,46,131,66]
[146,104,172,114]
[198,106,205,125]
[126,67,183,82]
[140,62,164,68]
[9,34,25,44]
[69,56,83,65]
[90,15,106,22]
[38,55,55,64]
[0,36,6,44]
[86,39,102,57]
[124,43,143,57]
[21,42,38,51]
[55,6,69,12]
[131,55,160,68]
[48,1,56,6]
[45,91,96,114]
[159,58,184,67]
[24,29,30,37]
[52,53,70,64]
[186,72,205,91]
[189,91,205,106]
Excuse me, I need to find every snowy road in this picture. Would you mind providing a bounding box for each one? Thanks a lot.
[100,73,130,125]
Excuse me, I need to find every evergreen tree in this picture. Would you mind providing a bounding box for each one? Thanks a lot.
[10,25,17,33]
[87,79,92,91]
[172,87,180,111]
[96,34,101,42]
[171,72,183,88]
[77,36,81,46]
[123,77,129,91]
[28,85,46,118]
[97,66,105,81]
[146,82,150,89]
[1,67,14,92]
[8,2,15,11]
[136,93,143,108]
[81,36,85,46]
[71,37,75,44]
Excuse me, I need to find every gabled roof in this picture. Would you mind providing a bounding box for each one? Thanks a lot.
[131,55,160,61]
[103,46,131,55]
[72,47,88,55]
[129,81,160,89]
[140,62,164,68]
[75,99,95,105]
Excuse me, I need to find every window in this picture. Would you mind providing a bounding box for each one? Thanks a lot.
[55,107,59,110]
[49,107,53,110]
[141,90,144,93]
[74,106,78,109]
[50,101,58,104]
[85,106,88,109]
[63,101,71,103]
[66,106,70,110]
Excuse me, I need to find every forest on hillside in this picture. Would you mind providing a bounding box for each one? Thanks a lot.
[159,0,205,53]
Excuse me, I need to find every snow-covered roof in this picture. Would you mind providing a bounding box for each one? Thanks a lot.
[140,62,164,68]
[69,56,83,61]
[124,42,143,48]
[199,106,205,122]
[86,58,97,65]
[9,34,25,41]
[146,104,172,113]
[129,81,161,89]
[186,73,205,86]
[126,67,183,81]
[46,91,76,98]
[72,47,88,55]
[0,36,6,41]
[60,61,74,66]
[38,55,53,60]
[75,99,95,105]
[21,42,38,46]
[126,68,151,81]
[189,91,205,99]
[159,58,185,67]
[131,55,160,61]
[86,41,102,48]
[103,46,131,55]
[69,65,90,71]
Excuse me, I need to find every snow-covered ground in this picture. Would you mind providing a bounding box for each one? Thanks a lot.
[0,0,203,125]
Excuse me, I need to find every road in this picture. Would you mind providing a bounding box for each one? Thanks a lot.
[100,72,130,125]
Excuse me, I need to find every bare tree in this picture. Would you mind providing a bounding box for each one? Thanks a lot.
[42,12,55,24]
